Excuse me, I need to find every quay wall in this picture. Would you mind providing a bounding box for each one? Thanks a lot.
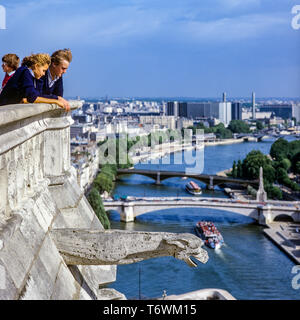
[204,138,244,146]
[0,102,117,300]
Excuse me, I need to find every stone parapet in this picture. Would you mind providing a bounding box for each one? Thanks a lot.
[162,288,236,300]
[0,102,116,300]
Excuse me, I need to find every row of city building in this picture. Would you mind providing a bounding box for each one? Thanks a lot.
[164,92,300,126]
[69,95,300,191]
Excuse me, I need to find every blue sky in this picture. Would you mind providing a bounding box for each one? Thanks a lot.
[0,0,299,98]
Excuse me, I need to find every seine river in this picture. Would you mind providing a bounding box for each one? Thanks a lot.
[107,137,300,300]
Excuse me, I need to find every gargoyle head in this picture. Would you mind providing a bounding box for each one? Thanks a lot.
[165,233,209,267]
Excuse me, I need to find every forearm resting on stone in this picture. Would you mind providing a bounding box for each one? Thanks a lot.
[22,97,68,110]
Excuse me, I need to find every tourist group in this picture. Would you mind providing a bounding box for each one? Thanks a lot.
[0,49,72,111]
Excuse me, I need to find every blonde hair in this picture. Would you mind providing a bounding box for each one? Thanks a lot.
[22,53,51,68]
[2,53,20,70]
[51,48,72,65]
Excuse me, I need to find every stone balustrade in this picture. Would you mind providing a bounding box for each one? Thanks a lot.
[0,103,75,219]
[0,102,117,300]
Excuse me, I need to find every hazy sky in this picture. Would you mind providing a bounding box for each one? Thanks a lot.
[1,0,300,98]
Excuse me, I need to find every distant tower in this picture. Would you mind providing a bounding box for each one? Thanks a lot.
[174,101,179,117]
[256,167,267,202]
[252,92,256,120]
[223,92,227,103]
[162,102,167,115]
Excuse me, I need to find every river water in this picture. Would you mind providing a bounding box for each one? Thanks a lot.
[107,138,300,300]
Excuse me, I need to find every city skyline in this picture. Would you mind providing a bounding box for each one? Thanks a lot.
[0,0,300,98]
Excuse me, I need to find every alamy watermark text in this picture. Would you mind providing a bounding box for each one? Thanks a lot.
[291,5,300,30]
[292,265,300,290]
[0,4,6,29]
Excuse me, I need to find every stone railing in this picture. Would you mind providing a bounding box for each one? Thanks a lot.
[0,102,77,217]
[0,102,117,300]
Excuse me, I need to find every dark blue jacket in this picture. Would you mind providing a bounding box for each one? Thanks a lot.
[0,66,43,106]
[40,70,63,99]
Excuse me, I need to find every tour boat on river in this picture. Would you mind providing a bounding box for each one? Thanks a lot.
[195,221,224,249]
[185,181,202,195]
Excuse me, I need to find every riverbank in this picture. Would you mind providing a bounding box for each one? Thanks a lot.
[205,138,244,146]
[130,142,204,164]
[218,171,300,263]
[263,222,300,264]
[131,138,246,164]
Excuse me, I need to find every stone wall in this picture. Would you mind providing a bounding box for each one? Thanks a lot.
[75,149,100,192]
[0,102,117,300]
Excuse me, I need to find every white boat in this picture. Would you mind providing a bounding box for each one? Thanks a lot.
[186,181,202,195]
[195,221,224,249]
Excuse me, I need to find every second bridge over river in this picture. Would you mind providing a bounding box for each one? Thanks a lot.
[116,168,259,189]
[103,196,300,225]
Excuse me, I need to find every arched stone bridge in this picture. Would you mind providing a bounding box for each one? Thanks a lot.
[103,197,300,225]
[116,169,259,189]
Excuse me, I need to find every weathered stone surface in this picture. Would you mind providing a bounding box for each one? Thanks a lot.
[68,265,98,299]
[20,257,54,300]
[78,197,101,228]
[51,229,209,267]
[98,288,126,300]
[0,262,17,300]
[51,197,101,230]
[49,178,83,210]
[0,229,35,290]
[0,102,116,300]
[19,201,46,253]
[38,234,64,285]
[50,262,83,300]
[0,102,211,301]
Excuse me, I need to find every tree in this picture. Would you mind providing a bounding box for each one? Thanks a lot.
[291,152,300,174]
[276,167,289,183]
[232,160,237,178]
[279,158,291,171]
[296,162,300,174]
[265,183,283,200]
[94,168,115,194]
[228,120,250,133]
[241,150,273,182]
[270,138,289,161]
[287,140,300,160]
[214,123,233,139]
[256,121,264,130]
[276,166,300,191]
[87,188,110,229]
[221,128,233,139]
[247,185,257,198]
[237,160,243,178]
[263,164,276,184]
[100,174,114,193]
[101,164,116,179]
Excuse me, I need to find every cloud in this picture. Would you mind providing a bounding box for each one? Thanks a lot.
[218,0,261,9]
[177,12,287,44]
[1,0,292,50]
[2,1,164,48]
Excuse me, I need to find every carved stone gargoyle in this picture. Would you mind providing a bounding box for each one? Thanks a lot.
[51,229,209,267]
